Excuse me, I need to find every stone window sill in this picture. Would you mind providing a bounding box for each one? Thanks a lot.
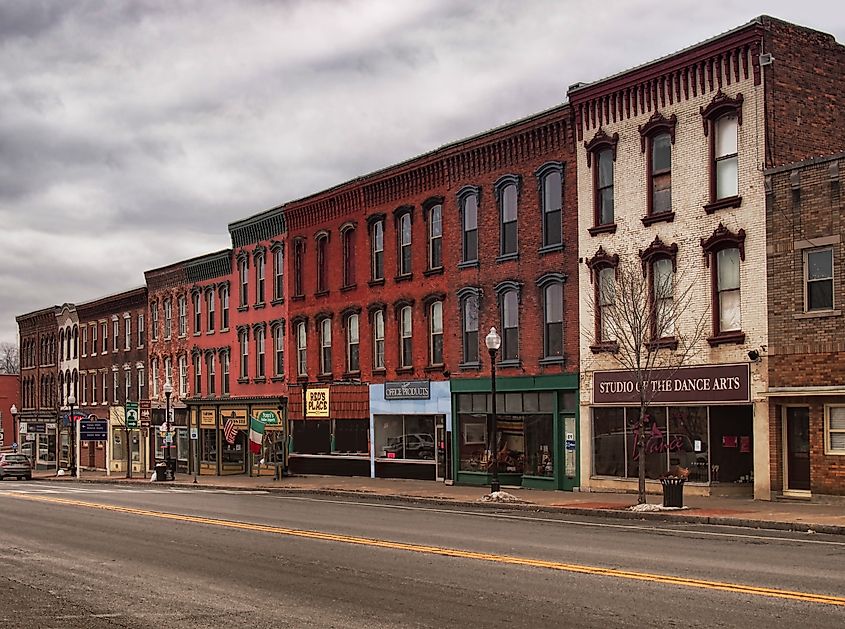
[538,243,564,255]
[648,337,678,350]
[707,331,745,347]
[317,373,333,382]
[253,302,266,310]
[590,341,619,354]
[368,278,386,288]
[252,377,267,384]
[642,211,675,227]
[497,359,522,369]
[271,298,285,306]
[539,356,565,366]
[394,274,413,284]
[496,252,519,263]
[424,364,444,373]
[340,284,357,293]
[237,306,249,312]
[459,362,481,371]
[588,223,617,237]
[423,267,444,277]
[793,309,842,320]
[458,260,479,270]
[395,367,413,374]
[704,195,742,214]
[271,375,285,382]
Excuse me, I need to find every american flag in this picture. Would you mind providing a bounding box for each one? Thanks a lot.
[224,416,238,445]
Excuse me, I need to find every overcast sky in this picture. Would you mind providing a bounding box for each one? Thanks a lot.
[1,0,843,345]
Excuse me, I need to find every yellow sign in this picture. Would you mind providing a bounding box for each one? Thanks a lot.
[200,410,216,427]
[222,409,248,427]
[305,388,330,418]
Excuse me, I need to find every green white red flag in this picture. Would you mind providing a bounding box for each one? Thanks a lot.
[248,416,265,454]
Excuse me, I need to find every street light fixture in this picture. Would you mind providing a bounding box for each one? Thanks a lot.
[9,404,17,453]
[163,380,173,480]
[485,327,502,494]
[67,394,77,478]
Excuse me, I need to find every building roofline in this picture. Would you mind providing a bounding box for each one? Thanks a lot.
[764,150,845,175]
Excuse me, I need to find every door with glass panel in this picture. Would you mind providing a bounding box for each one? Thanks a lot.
[784,407,810,492]
[435,415,446,481]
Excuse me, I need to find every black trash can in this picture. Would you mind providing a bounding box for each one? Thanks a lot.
[660,477,685,508]
[154,462,168,482]
[165,459,177,480]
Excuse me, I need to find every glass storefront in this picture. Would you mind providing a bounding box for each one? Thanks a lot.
[374,415,435,461]
[291,419,369,455]
[591,405,750,484]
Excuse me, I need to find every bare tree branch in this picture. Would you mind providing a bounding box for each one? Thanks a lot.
[0,342,19,374]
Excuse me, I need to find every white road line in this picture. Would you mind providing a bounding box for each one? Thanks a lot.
[272,494,845,547]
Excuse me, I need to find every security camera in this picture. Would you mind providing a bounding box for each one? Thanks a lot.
[748,349,760,362]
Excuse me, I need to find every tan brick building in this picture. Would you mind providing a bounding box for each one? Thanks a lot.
[766,152,845,496]
[571,17,845,499]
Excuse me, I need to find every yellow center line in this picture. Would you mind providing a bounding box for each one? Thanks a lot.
[7,492,845,607]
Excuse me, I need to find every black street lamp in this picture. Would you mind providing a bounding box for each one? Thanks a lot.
[67,394,77,478]
[485,327,502,494]
[163,380,173,480]
[9,404,17,453]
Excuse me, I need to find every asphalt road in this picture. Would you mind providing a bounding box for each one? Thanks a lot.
[1,481,843,628]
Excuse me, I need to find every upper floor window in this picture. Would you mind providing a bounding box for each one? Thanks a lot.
[82,326,88,357]
[91,324,98,355]
[255,253,266,304]
[255,326,266,379]
[316,233,329,293]
[124,368,132,402]
[346,313,360,373]
[499,287,520,362]
[137,367,145,401]
[537,275,564,359]
[150,302,158,341]
[151,357,159,397]
[805,248,834,312]
[585,130,618,233]
[163,299,172,339]
[102,321,109,352]
[429,301,443,366]
[239,256,249,307]
[124,317,131,350]
[112,319,119,352]
[179,355,187,397]
[342,226,356,288]
[372,310,385,371]
[206,353,216,395]
[653,258,675,339]
[587,244,620,352]
[138,313,145,347]
[397,212,412,276]
[701,91,743,212]
[296,321,307,377]
[500,182,518,256]
[536,163,563,248]
[273,324,285,377]
[239,329,249,379]
[701,223,746,345]
[638,113,676,222]
[220,285,230,330]
[319,318,332,375]
[177,295,187,337]
[164,357,172,390]
[192,292,202,335]
[293,239,305,296]
[427,203,443,270]
[221,351,230,396]
[272,245,284,301]
[73,326,78,359]
[193,353,202,395]
[206,290,215,331]
[459,187,479,264]
[459,289,480,365]
[399,306,412,369]
[371,218,385,281]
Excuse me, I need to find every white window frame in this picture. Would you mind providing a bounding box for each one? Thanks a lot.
[112,318,119,353]
[179,355,188,397]
[804,247,835,312]
[373,310,385,370]
[296,322,307,377]
[124,314,131,350]
[178,295,187,337]
[320,319,332,375]
[138,313,145,348]
[825,405,845,455]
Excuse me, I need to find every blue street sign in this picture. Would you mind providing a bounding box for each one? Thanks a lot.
[79,419,108,441]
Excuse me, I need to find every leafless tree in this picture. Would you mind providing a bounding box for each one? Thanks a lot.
[584,255,709,504]
[0,342,19,374]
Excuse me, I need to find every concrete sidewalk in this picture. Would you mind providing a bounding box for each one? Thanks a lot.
[32,470,845,535]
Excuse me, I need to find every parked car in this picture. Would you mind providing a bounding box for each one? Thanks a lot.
[382,433,435,460]
[0,452,32,480]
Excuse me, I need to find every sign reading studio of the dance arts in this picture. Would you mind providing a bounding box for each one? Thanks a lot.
[593,364,750,405]
[384,380,431,400]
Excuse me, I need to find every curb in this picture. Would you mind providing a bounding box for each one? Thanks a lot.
[33,475,845,536]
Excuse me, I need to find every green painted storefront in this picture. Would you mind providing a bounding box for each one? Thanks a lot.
[450,373,579,491]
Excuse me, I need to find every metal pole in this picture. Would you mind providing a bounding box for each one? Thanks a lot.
[165,390,172,480]
[126,423,132,479]
[489,347,500,494]
[75,411,81,479]
[68,401,75,478]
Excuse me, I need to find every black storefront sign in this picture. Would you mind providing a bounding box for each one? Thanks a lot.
[27,423,47,434]
[79,419,109,441]
[384,380,431,400]
[593,364,751,405]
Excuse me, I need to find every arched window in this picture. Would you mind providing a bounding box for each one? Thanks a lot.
[178,295,187,336]
[458,186,479,264]
[499,288,520,362]
[537,273,565,359]
[255,252,266,304]
[459,289,480,365]
[255,325,266,379]
[316,233,329,293]
[272,323,285,377]
[397,211,412,277]
[427,203,443,270]
[586,246,620,352]
[341,225,356,288]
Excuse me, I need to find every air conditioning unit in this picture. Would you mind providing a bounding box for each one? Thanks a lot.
[759,53,774,66]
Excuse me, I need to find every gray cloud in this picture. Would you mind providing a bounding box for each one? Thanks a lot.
[1,0,843,343]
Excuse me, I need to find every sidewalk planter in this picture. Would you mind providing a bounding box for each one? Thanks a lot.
[660,477,685,508]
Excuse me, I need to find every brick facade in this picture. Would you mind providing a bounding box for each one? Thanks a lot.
[766,152,845,495]
[0,374,20,450]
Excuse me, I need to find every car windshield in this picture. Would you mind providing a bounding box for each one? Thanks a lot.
[5,455,28,463]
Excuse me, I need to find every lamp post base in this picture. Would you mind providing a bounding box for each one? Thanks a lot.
[490,480,501,494]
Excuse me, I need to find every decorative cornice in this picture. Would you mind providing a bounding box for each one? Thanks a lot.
[638,112,677,152]
[584,128,619,167]
[700,223,746,265]
[700,90,743,134]
[586,246,620,282]
[536,272,567,287]
[639,236,679,274]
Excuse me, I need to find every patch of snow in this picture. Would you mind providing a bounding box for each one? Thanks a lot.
[478,491,526,504]
[629,503,688,512]
[56,469,65,476]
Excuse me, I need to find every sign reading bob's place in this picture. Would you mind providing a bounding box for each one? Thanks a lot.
[593,364,750,405]
[305,388,330,418]
[384,380,431,400]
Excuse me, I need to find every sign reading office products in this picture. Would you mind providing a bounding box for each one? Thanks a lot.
[384,380,431,400]
[593,364,750,405]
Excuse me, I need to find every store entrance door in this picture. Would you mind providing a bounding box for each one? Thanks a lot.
[785,407,810,492]
[435,415,446,482]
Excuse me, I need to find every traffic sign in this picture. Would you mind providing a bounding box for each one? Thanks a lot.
[80,419,108,441]
[125,401,139,429]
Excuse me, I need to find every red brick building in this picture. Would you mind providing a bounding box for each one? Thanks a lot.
[15,307,59,468]
[77,287,147,474]
[766,152,845,496]
[0,374,20,451]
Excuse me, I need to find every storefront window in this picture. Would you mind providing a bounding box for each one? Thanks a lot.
[292,420,331,454]
[459,413,488,472]
[38,435,56,465]
[177,428,189,463]
[112,430,126,463]
[593,407,625,477]
[333,419,369,454]
[524,414,553,477]
[375,415,435,461]
[201,429,216,464]
[668,407,709,483]
[626,407,667,481]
